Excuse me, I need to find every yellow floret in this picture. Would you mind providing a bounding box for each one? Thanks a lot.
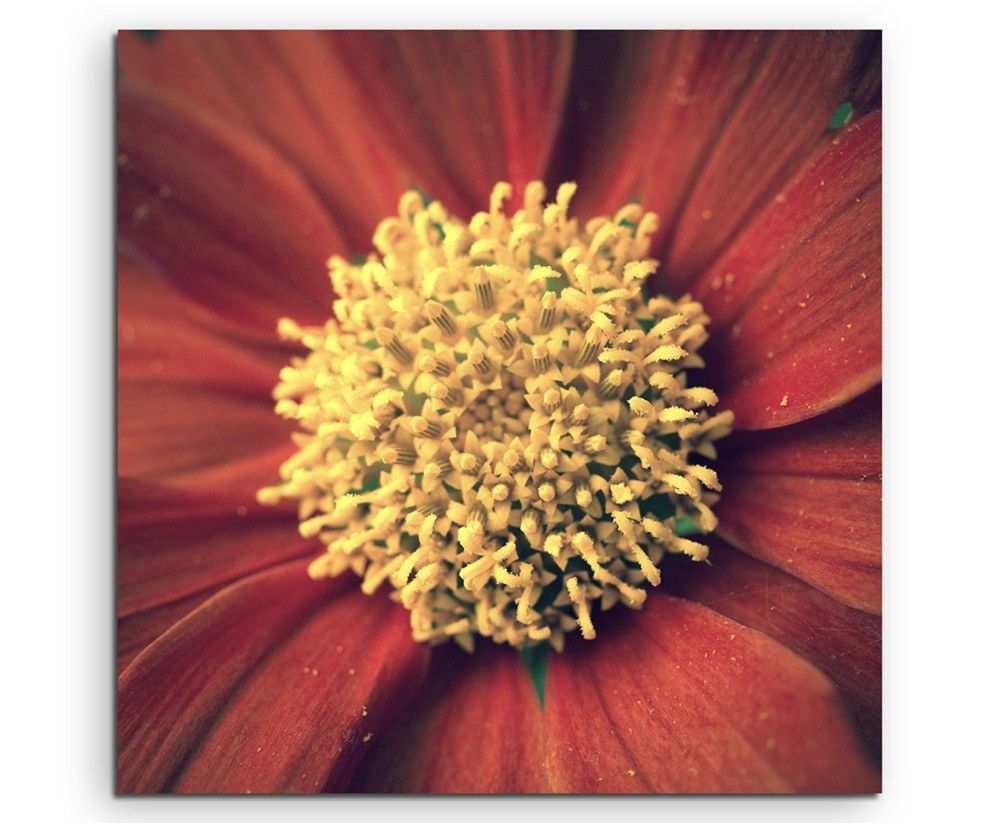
[259,182,731,650]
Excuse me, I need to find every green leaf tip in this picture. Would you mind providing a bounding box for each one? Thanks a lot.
[519,643,549,707]
[828,101,854,130]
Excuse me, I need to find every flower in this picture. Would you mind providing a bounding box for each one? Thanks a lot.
[117,30,882,794]
[262,181,733,652]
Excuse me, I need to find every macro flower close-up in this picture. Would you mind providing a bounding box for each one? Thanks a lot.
[116,29,882,794]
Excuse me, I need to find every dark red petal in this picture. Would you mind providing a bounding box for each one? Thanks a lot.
[118,560,428,793]
[714,390,882,614]
[367,31,574,213]
[117,30,246,122]
[118,478,309,630]
[543,596,879,793]
[118,251,292,396]
[664,32,880,283]
[557,30,879,271]
[118,81,344,333]
[697,111,882,429]
[664,541,881,759]
[118,588,219,674]
[720,387,882,478]
[558,32,767,222]
[157,442,299,502]
[349,644,545,793]
[117,377,291,481]
[117,249,296,489]
[119,31,574,247]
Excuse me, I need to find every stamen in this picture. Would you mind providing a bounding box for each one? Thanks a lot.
[409,415,443,438]
[576,329,605,367]
[458,452,483,475]
[532,343,551,374]
[489,320,517,353]
[538,482,556,503]
[566,577,596,640]
[430,382,463,407]
[503,448,525,470]
[424,300,458,337]
[539,291,558,331]
[379,445,416,466]
[418,354,452,377]
[598,369,625,400]
[474,267,495,311]
[521,508,541,535]
[374,327,413,364]
[467,348,494,378]
[542,388,562,415]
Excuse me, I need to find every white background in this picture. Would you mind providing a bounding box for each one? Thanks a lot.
[3,1,998,820]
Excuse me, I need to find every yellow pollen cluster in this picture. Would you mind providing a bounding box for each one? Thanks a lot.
[258,181,732,651]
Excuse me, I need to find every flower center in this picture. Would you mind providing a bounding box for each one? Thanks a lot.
[258,181,731,651]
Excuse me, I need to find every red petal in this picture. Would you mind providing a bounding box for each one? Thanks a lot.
[119,31,573,247]
[717,475,881,614]
[558,30,880,272]
[118,377,291,482]
[118,251,290,396]
[560,32,768,221]
[697,111,882,429]
[720,386,881,477]
[664,541,881,758]
[715,390,882,613]
[664,32,880,283]
[118,588,219,674]
[543,596,879,793]
[159,442,299,502]
[118,81,344,333]
[117,476,306,671]
[117,30,245,122]
[368,31,574,212]
[118,250,296,490]
[349,644,545,793]
[118,478,310,627]
[118,560,429,793]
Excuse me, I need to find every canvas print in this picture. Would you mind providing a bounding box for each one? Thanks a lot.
[116,30,881,794]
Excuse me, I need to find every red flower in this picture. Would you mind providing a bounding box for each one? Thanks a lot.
[117,30,881,793]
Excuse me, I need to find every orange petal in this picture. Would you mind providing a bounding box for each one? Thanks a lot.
[664,541,881,759]
[118,560,428,793]
[543,596,879,793]
[714,390,882,613]
[119,31,574,246]
[118,479,311,669]
[350,644,545,793]
[118,81,344,333]
[694,111,881,429]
